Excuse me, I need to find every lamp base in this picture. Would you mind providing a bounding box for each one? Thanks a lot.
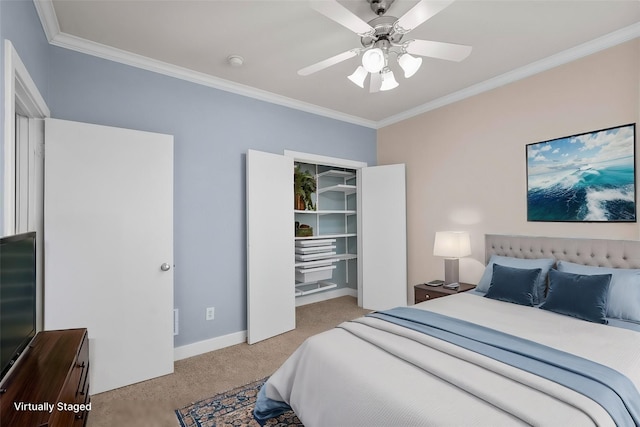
[443,258,459,285]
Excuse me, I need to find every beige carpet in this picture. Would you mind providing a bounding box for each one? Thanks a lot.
[86,296,369,427]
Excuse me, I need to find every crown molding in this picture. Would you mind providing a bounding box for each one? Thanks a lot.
[377,22,640,128]
[31,0,639,130]
[32,0,60,43]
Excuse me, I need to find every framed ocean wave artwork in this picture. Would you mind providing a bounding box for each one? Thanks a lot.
[526,123,636,222]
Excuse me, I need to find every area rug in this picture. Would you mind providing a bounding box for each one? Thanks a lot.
[175,376,303,426]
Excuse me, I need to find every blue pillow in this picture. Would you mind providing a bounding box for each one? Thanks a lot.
[484,264,540,306]
[477,255,555,304]
[557,260,640,322]
[540,269,612,324]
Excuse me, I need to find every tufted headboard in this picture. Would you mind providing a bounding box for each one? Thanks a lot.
[485,234,640,269]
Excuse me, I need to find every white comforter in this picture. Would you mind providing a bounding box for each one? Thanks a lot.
[261,293,640,426]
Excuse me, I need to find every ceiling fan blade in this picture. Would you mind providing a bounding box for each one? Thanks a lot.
[406,40,472,62]
[310,0,374,36]
[395,0,454,33]
[298,49,359,76]
[369,72,381,93]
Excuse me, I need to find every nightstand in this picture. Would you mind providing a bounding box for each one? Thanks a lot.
[414,282,476,304]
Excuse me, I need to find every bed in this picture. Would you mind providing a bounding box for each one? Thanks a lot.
[254,235,640,426]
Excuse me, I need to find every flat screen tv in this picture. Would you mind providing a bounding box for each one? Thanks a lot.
[0,232,36,383]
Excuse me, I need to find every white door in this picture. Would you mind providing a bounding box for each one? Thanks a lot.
[44,118,174,394]
[246,150,295,344]
[358,164,408,310]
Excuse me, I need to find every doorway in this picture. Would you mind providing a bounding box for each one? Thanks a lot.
[3,40,50,330]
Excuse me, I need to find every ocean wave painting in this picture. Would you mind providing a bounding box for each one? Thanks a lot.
[527,124,636,222]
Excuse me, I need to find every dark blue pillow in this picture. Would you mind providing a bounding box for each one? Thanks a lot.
[484,264,541,306]
[540,269,612,324]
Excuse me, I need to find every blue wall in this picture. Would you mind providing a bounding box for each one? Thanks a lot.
[1,0,377,347]
[48,48,376,346]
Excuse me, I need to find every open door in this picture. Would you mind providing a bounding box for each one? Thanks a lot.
[44,118,174,393]
[246,150,295,344]
[358,164,408,310]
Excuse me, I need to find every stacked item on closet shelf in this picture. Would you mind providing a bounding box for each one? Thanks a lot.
[294,239,338,296]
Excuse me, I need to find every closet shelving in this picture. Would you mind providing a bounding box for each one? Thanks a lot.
[294,164,358,297]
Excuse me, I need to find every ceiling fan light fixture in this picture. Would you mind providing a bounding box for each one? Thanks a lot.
[347,65,368,88]
[362,48,385,73]
[398,53,422,78]
[302,0,472,94]
[379,68,399,91]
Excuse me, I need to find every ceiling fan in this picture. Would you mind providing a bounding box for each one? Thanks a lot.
[298,0,472,92]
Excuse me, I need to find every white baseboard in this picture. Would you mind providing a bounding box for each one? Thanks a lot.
[174,289,358,360]
[295,287,357,307]
[174,330,246,361]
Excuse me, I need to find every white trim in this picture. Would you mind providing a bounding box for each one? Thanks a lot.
[32,0,60,43]
[3,40,50,235]
[295,287,357,307]
[4,45,16,235]
[378,22,640,127]
[173,330,247,361]
[284,150,368,169]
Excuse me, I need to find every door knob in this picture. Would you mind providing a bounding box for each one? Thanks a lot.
[160,263,171,272]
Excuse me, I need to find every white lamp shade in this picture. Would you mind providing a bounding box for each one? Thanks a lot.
[347,66,368,88]
[433,231,471,258]
[362,48,385,73]
[379,69,399,91]
[398,53,422,78]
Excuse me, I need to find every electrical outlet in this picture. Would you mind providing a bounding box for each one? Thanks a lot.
[206,307,215,321]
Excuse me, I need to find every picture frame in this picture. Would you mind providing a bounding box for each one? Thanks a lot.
[526,123,636,222]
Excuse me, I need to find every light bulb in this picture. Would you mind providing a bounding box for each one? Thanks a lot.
[347,66,368,88]
[362,48,385,73]
[398,53,422,78]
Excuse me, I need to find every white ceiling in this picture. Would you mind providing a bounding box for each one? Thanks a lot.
[38,1,640,128]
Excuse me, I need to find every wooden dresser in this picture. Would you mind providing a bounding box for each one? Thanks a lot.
[0,328,90,427]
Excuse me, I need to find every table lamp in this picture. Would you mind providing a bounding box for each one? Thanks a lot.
[433,231,471,285]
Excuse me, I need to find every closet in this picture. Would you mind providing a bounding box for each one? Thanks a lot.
[246,149,407,344]
[294,162,358,297]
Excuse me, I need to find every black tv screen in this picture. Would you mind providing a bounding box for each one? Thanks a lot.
[0,232,36,382]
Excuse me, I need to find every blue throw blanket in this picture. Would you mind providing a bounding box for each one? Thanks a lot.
[370,307,640,427]
[254,384,293,424]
